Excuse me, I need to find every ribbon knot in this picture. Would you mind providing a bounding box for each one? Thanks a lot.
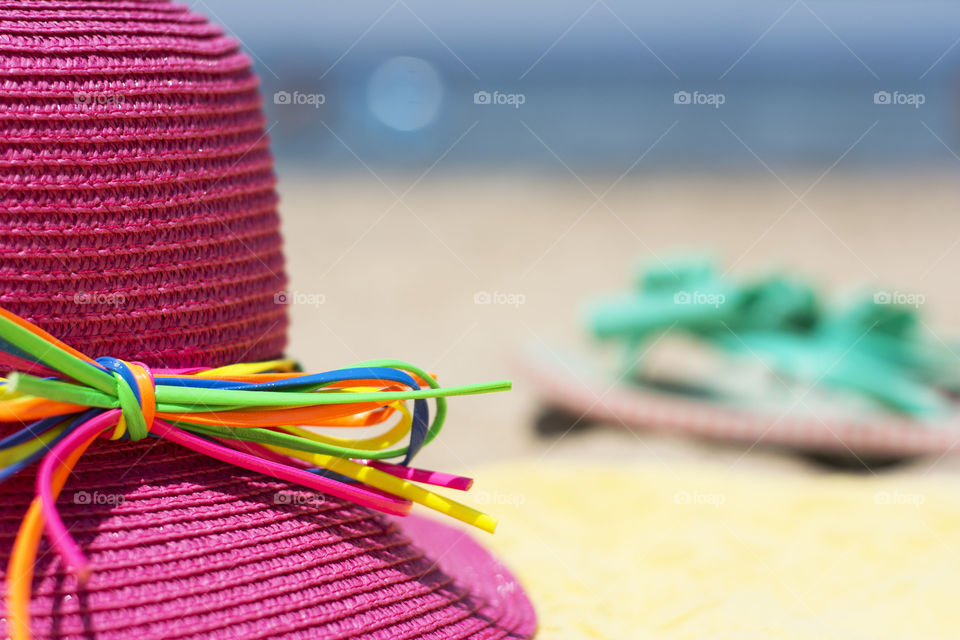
[0,305,510,640]
[95,357,155,441]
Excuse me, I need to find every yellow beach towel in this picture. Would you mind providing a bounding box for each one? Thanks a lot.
[465,462,960,639]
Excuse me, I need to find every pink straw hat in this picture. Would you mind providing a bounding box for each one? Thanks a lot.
[0,2,536,638]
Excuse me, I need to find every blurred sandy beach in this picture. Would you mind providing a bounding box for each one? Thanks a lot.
[279,171,960,474]
[172,3,960,635]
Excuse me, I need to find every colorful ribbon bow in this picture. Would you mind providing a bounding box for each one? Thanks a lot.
[0,307,510,639]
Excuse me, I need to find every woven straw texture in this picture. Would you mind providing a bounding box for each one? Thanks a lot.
[0,0,288,368]
[0,439,535,639]
[0,2,536,638]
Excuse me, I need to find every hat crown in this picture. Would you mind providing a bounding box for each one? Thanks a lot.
[0,0,288,367]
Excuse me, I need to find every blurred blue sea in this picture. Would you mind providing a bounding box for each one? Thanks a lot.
[204,0,960,172]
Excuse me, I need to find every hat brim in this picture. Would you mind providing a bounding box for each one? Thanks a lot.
[0,433,539,640]
[397,514,537,638]
[520,343,960,458]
